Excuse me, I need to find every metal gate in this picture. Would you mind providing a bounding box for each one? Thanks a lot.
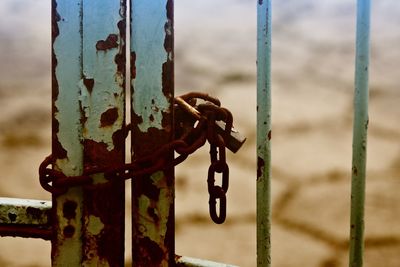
[0,0,371,266]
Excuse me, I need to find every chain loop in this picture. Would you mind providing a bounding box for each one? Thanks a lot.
[208,186,227,224]
[39,92,237,224]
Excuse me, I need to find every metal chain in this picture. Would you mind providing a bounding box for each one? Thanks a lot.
[39,92,234,224]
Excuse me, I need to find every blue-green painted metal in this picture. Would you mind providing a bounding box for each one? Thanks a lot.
[52,0,84,264]
[52,0,126,266]
[131,0,172,132]
[257,0,272,266]
[349,1,371,266]
[130,0,175,266]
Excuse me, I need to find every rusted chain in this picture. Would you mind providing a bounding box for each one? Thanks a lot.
[39,92,238,224]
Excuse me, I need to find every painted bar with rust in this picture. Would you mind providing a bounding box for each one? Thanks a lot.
[52,0,126,266]
[0,198,52,240]
[349,0,371,267]
[257,0,272,266]
[130,0,175,266]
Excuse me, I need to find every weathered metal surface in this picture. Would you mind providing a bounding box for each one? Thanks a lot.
[0,198,51,239]
[175,255,239,267]
[52,0,126,266]
[130,0,175,266]
[81,0,126,266]
[349,1,371,267]
[52,0,85,264]
[256,0,272,266]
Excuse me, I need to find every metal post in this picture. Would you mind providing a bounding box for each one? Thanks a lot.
[349,1,371,267]
[52,0,126,265]
[130,0,175,266]
[257,0,272,266]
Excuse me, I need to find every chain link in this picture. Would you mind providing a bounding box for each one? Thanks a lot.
[39,92,235,224]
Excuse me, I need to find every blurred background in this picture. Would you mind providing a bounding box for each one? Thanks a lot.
[0,0,399,266]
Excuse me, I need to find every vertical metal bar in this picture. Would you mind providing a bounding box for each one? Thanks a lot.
[52,0,126,265]
[349,1,371,267]
[130,0,174,266]
[80,0,126,266]
[52,0,84,264]
[257,0,272,266]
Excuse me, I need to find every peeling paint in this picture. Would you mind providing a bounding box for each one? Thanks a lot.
[87,215,104,235]
[96,34,118,51]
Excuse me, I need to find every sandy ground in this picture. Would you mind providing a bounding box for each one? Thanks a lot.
[0,0,399,266]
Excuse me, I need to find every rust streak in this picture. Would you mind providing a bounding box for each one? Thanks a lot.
[83,78,95,93]
[257,157,265,180]
[115,19,126,74]
[131,52,136,79]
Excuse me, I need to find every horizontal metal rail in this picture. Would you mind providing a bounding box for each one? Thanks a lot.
[0,197,52,239]
[0,198,237,266]
[176,256,238,267]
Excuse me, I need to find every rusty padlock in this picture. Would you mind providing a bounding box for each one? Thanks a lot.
[174,96,246,153]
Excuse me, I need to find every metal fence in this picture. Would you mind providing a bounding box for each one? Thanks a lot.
[0,0,371,266]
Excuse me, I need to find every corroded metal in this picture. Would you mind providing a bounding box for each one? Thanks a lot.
[130,0,175,266]
[257,0,272,266]
[52,0,126,266]
[349,1,371,267]
[0,198,51,240]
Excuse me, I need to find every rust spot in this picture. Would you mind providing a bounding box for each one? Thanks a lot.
[63,225,75,238]
[268,130,272,140]
[83,178,125,265]
[164,0,173,53]
[163,22,173,53]
[149,114,155,122]
[83,78,95,93]
[63,200,77,220]
[26,207,43,220]
[100,107,119,127]
[96,34,118,51]
[84,140,121,167]
[353,166,358,176]
[162,60,174,100]
[131,52,136,79]
[8,213,17,222]
[257,157,265,180]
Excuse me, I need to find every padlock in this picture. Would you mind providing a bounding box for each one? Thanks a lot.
[174,97,246,153]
